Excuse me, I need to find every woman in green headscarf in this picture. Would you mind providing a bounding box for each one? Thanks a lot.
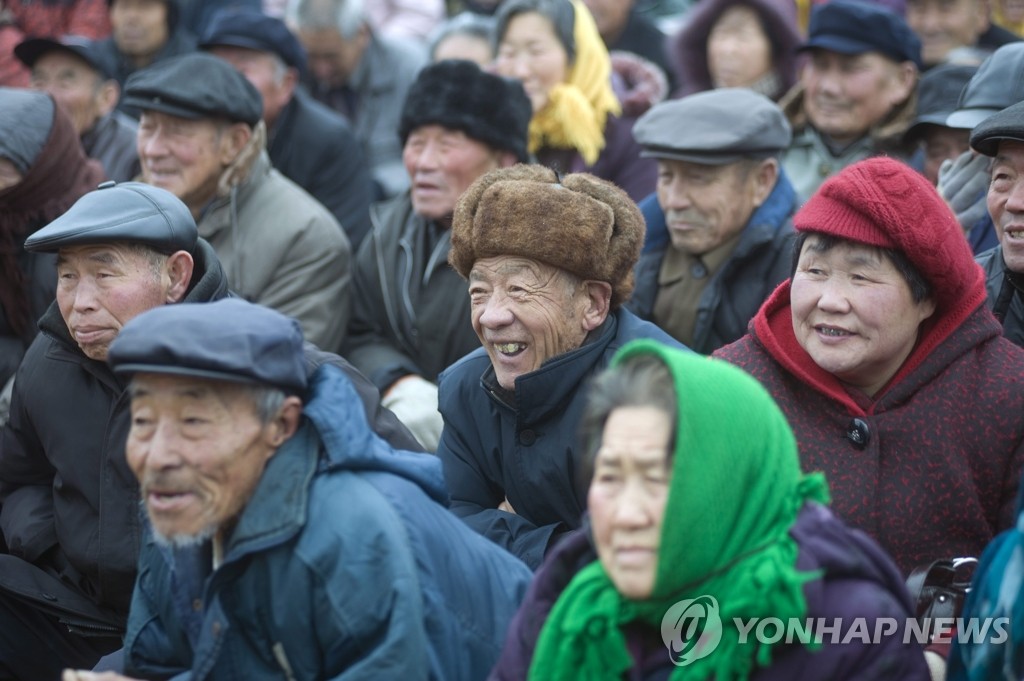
[490,338,928,680]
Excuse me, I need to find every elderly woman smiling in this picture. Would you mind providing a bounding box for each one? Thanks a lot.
[715,157,1024,576]
[490,340,929,680]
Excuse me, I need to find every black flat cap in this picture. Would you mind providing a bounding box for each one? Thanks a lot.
[800,0,922,69]
[904,63,978,143]
[122,52,263,126]
[108,298,308,395]
[15,35,113,80]
[633,88,791,165]
[970,99,1024,157]
[947,43,1024,130]
[200,8,307,75]
[24,181,197,254]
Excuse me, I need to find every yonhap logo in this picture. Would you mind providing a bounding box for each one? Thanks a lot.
[660,595,723,666]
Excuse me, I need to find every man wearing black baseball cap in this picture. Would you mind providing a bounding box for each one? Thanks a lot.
[199,8,373,249]
[123,51,352,354]
[15,34,140,182]
[780,0,921,202]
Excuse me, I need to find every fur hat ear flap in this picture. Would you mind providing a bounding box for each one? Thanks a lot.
[450,164,645,309]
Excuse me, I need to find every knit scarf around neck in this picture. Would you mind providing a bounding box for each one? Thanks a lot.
[529,339,829,681]
[529,0,621,165]
[0,104,106,337]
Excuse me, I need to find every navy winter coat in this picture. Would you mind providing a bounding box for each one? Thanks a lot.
[125,364,532,680]
[436,309,681,569]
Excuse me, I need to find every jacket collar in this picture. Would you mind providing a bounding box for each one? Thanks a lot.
[481,311,620,425]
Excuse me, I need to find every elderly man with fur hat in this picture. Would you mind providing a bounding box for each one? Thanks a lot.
[345,59,531,452]
[436,164,681,569]
[125,51,352,353]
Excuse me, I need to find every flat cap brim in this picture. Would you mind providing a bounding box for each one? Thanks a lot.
[946,107,1001,130]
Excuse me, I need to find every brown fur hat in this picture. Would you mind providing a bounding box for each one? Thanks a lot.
[449,164,645,309]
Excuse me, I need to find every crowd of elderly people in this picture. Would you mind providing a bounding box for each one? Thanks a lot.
[3,0,1024,679]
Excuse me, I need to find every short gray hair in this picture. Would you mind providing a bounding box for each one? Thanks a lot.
[290,0,366,38]
[428,12,496,61]
[239,383,289,424]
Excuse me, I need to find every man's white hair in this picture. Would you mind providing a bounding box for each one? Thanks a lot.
[288,0,366,38]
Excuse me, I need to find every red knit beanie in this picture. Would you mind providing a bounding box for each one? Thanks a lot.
[793,156,979,309]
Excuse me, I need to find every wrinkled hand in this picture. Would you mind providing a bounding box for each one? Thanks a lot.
[382,375,443,452]
[937,150,991,232]
[498,497,516,514]
[63,671,144,681]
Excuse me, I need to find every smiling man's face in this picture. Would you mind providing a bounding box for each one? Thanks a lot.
[126,375,280,546]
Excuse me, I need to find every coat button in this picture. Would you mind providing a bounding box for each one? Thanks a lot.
[192,599,203,612]
[212,621,222,636]
[519,429,536,446]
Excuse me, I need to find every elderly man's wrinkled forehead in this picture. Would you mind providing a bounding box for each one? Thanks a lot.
[128,372,265,417]
[469,255,578,290]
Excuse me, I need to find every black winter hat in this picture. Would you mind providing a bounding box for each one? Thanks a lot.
[398,59,532,162]
[123,52,263,126]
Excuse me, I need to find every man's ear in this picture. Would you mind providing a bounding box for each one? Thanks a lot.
[264,396,303,452]
[750,158,779,209]
[96,79,120,117]
[581,280,613,331]
[888,61,918,107]
[497,150,519,168]
[219,122,253,163]
[164,250,194,303]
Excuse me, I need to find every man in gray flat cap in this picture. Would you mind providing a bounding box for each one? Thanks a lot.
[0,182,417,679]
[124,51,352,353]
[62,298,531,680]
[628,87,798,354]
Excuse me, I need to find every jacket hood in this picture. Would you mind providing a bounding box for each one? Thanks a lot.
[305,364,447,504]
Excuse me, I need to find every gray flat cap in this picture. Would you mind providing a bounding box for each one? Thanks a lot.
[970,98,1024,156]
[122,52,262,126]
[633,88,792,165]
[108,298,307,395]
[24,181,197,254]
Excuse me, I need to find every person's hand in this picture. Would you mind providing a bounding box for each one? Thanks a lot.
[498,497,516,514]
[382,375,443,452]
[937,150,991,232]
[63,671,145,681]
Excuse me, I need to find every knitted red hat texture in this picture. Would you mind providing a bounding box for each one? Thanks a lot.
[793,156,979,310]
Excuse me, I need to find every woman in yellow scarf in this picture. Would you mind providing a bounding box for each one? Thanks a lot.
[493,0,657,202]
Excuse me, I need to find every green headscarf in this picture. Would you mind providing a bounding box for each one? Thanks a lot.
[528,339,829,680]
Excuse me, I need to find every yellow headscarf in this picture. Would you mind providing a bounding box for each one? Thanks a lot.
[529,0,621,165]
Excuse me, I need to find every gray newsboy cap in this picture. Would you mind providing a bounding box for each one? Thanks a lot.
[633,88,792,165]
[970,98,1024,157]
[24,181,198,254]
[108,298,308,395]
[122,52,262,126]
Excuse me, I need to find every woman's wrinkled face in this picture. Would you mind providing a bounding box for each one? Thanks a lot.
[589,406,672,600]
[495,12,569,113]
[790,236,936,396]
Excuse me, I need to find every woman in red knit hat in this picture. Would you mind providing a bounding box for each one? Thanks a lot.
[715,157,1024,582]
